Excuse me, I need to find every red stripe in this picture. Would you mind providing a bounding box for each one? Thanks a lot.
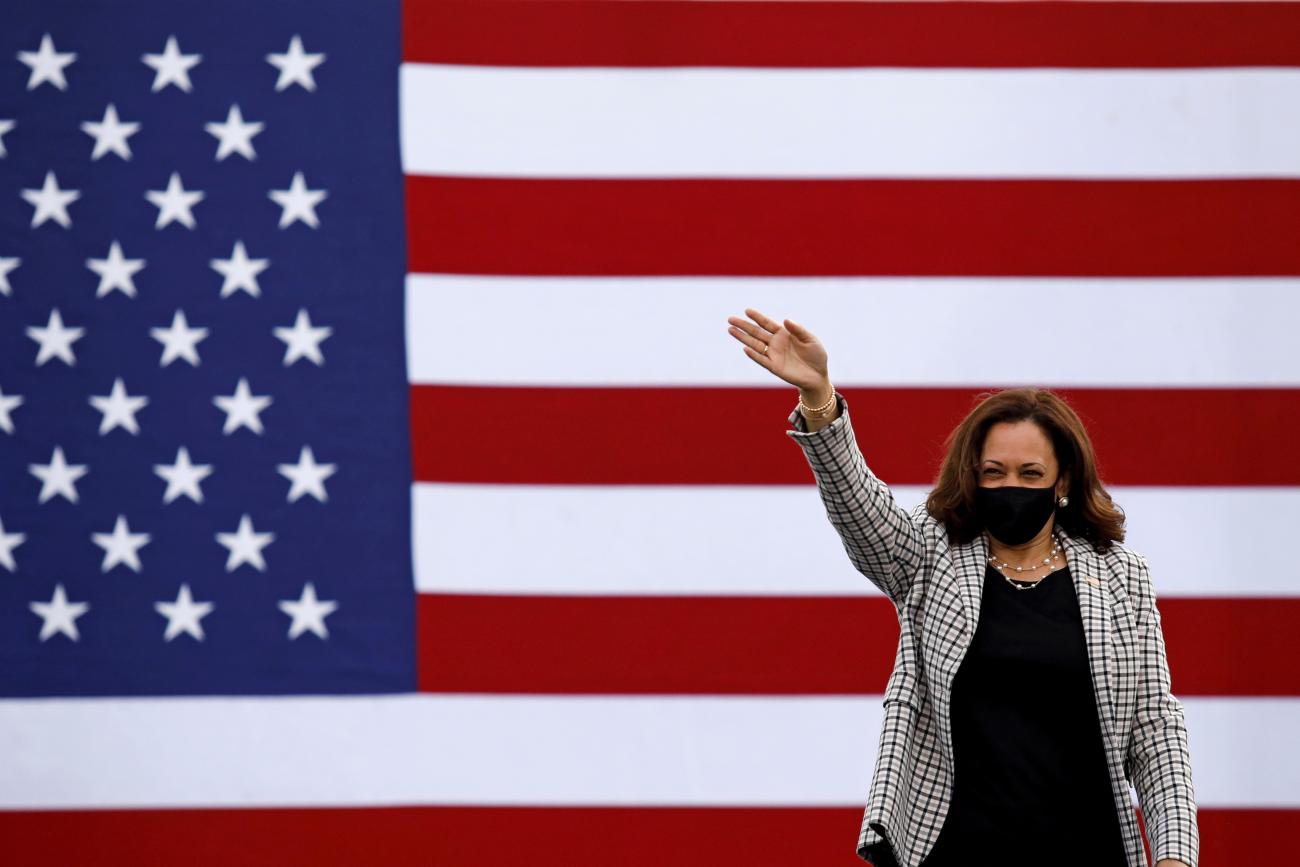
[0,804,1283,865]
[410,385,1300,487]
[416,594,1299,697]
[405,176,1300,277]
[403,0,1300,68]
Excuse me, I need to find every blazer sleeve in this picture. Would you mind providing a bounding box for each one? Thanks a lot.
[785,393,926,608]
[1123,554,1200,867]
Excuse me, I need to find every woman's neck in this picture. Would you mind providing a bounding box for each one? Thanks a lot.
[987,527,1060,569]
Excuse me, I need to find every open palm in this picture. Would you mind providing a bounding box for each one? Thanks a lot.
[726,307,829,392]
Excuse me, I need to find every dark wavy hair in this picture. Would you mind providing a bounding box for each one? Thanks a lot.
[924,387,1126,552]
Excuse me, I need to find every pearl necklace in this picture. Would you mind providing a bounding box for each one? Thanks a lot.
[987,538,1065,591]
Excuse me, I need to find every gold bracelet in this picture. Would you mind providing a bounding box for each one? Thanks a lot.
[799,384,837,419]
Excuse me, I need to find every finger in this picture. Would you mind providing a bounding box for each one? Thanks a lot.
[733,313,769,340]
[783,318,810,340]
[745,307,783,335]
[727,320,771,345]
[743,345,774,370]
[729,325,771,356]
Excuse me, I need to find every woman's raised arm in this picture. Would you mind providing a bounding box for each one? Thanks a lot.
[727,309,926,607]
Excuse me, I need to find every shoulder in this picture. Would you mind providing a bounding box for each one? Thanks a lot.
[1095,537,1159,617]
[908,501,956,559]
[909,501,943,537]
[1100,538,1149,575]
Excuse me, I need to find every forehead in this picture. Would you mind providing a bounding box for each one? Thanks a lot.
[980,420,1055,463]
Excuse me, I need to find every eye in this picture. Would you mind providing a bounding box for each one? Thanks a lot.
[1025,470,1042,477]
[982,468,1002,475]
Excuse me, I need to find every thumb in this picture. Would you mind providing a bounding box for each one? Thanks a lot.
[784,318,808,339]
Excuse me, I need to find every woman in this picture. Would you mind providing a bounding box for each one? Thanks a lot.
[725,308,1198,867]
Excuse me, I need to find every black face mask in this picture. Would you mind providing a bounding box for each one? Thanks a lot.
[974,484,1058,546]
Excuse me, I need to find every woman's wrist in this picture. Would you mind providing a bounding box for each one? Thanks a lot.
[799,379,834,408]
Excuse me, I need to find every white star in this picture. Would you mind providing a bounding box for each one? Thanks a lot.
[18,34,76,91]
[0,119,15,157]
[30,584,89,642]
[88,377,150,435]
[142,35,201,93]
[91,514,152,573]
[213,377,272,435]
[0,385,24,434]
[209,240,268,298]
[86,240,146,298]
[267,35,325,92]
[21,171,80,229]
[0,256,20,296]
[0,516,28,572]
[150,309,209,366]
[277,445,338,503]
[274,308,333,365]
[26,307,85,366]
[215,513,275,572]
[155,584,214,641]
[268,171,326,229]
[278,582,338,640]
[145,172,204,229]
[80,104,140,161]
[205,104,263,161]
[28,446,89,504]
[153,445,214,504]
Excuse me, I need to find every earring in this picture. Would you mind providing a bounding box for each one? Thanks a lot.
[1058,495,1069,507]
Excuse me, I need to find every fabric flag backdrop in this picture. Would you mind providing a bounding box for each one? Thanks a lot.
[1,0,1297,864]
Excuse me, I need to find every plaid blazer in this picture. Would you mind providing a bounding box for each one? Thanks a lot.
[787,394,1199,867]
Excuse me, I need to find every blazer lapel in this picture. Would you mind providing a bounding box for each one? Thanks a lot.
[1061,528,1117,745]
[952,529,988,643]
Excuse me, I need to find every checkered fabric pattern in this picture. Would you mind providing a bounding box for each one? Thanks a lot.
[787,394,1198,867]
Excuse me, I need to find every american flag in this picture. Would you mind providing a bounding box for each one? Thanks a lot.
[1,1,1296,864]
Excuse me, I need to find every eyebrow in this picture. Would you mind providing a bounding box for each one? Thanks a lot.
[982,460,1046,468]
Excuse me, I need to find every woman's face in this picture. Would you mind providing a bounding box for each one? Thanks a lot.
[977,420,1068,498]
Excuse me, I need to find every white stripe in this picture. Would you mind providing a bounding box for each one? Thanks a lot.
[405,274,1300,386]
[0,695,1287,808]
[413,483,1300,598]
[400,65,1300,178]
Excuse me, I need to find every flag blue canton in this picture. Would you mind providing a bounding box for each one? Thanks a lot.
[0,0,413,696]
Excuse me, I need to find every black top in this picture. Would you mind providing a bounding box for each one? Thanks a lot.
[919,564,1128,867]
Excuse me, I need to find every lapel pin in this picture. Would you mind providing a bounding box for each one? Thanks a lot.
[1083,576,1101,587]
